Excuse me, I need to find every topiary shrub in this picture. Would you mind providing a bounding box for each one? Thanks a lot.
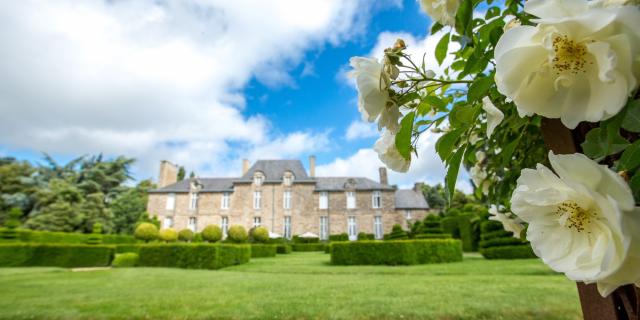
[385,224,408,240]
[227,225,248,243]
[329,233,349,241]
[137,243,250,269]
[112,252,139,268]
[251,244,277,258]
[292,235,320,243]
[357,232,374,241]
[86,223,103,245]
[330,239,462,265]
[158,228,178,243]
[250,226,269,243]
[292,243,325,252]
[178,229,194,242]
[1,208,22,240]
[0,244,115,267]
[193,233,203,243]
[134,223,158,243]
[479,221,536,259]
[201,225,222,243]
[115,244,141,254]
[276,244,292,254]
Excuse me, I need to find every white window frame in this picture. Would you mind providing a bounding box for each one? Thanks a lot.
[221,216,229,238]
[253,191,262,209]
[372,191,381,209]
[283,175,293,186]
[284,216,292,240]
[253,216,262,228]
[188,217,197,232]
[346,191,356,209]
[166,193,176,210]
[254,173,264,186]
[374,216,383,240]
[405,210,412,220]
[319,216,328,241]
[163,216,173,229]
[283,190,292,209]
[221,192,230,209]
[189,193,198,210]
[347,216,357,241]
[319,192,328,209]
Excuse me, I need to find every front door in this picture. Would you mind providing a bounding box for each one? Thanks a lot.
[347,216,357,241]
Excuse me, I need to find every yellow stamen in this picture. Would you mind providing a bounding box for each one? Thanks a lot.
[556,200,594,232]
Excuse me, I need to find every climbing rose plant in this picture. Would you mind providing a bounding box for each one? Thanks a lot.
[350,0,640,297]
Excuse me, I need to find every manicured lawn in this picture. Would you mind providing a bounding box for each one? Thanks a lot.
[0,252,581,320]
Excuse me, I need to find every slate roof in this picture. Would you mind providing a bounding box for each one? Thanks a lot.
[149,178,235,193]
[314,177,394,191]
[238,160,313,182]
[394,189,429,209]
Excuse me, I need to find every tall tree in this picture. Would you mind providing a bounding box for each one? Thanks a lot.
[110,180,153,234]
[177,166,186,181]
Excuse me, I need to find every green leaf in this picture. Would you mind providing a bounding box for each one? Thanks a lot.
[430,22,444,35]
[397,92,419,106]
[449,104,480,128]
[395,112,415,160]
[618,140,640,171]
[485,7,501,19]
[454,0,473,36]
[501,136,521,163]
[467,76,493,102]
[435,129,464,161]
[435,33,450,66]
[581,127,629,160]
[445,146,466,204]
[417,96,447,116]
[621,100,640,133]
[630,170,640,202]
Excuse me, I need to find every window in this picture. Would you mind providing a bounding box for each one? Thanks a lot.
[221,216,229,238]
[253,216,261,228]
[163,216,173,229]
[372,191,381,209]
[283,173,294,186]
[319,192,328,209]
[405,210,412,220]
[347,216,357,241]
[254,172,264,186]
[346,191,356,209]
[284,216,292,239]
[374,216,383,240]
[319,216,328,240]
[283,190,292,209]
[188,217,197,232]
[189,193,198,210]
[253,191,262,209]
[221,192,230,209]
[166,193,176,210]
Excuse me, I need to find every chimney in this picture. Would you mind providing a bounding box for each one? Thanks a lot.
[242,159,250,175]
[158,160,178,188]
[309,155,316,177]
[414,182,424,193]
[379,167,388,185]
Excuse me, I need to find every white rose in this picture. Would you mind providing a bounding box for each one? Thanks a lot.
[494,0,640,129]
[470,163,490,195]
[374,131,411,172]
[482,97,504,138]
[418,0,460,26]
[511,151,640,297]
[475,150,486,163]
[489,205,525,238]
[350,57,401,133]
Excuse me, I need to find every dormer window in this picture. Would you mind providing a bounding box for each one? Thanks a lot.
[283,171,294,186]
[253,172,264,186]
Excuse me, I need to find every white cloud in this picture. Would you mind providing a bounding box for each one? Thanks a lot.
[317,132,472,193]
[345,121,378,140]
[0,0,384,180]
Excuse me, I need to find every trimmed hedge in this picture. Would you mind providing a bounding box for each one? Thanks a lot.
[115,244,140,254]
[329,233,349,241]
[0,243,114,267]
[251,244,277,258]
[331,240,462,265]
[292,243,325,252]
[292,236,319,244]
[385,224,408,240]
[480,245,536,259]
[415,233,451,239]
[112,253,139,267]
[137,243,250,269]
[276,244,292,254]
[0,228,136,244]
[479,221,536,259]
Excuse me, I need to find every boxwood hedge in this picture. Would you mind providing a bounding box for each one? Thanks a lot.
[0,228,136,244]
[0,243,114,268]
[137,243,250,269]
[251,244,277,258]
[276,244,292,254]
[480,245,536,259]
[479,221,536,259]
[291,243,325,252]
[330,240,462,265]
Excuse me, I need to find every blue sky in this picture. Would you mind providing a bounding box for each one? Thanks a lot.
[0,0,471,191]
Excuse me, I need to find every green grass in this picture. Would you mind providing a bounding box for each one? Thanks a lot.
[0,252,581,320]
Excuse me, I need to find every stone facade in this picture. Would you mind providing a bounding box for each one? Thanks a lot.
[147,158,431,240]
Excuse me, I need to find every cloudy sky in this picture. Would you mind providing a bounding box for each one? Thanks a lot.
[0,0,471,192]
